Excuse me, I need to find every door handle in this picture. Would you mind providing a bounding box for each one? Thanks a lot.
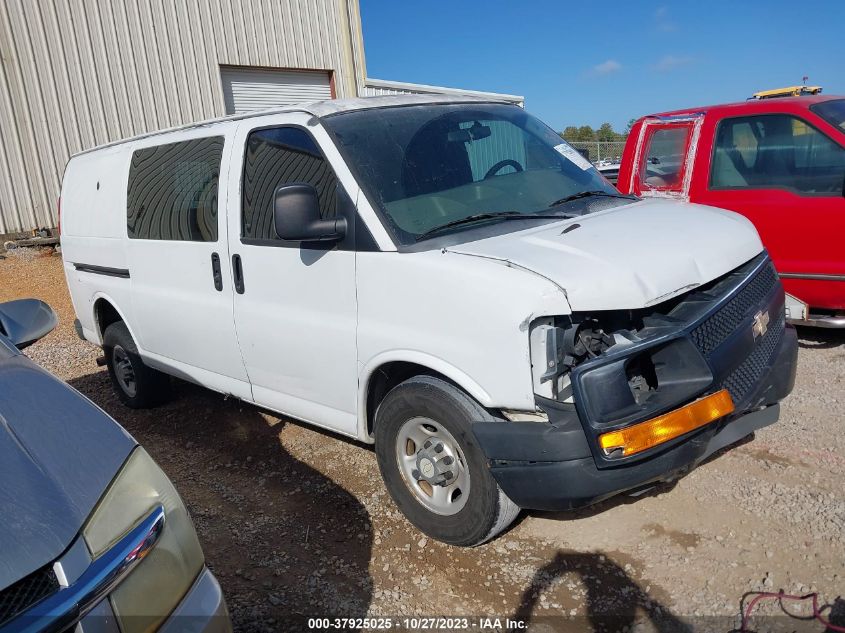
[211,252,223,291]
[232,254,245,294]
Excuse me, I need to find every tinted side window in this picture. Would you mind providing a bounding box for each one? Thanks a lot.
[127,136,223,241]
[711,114,845,194]
[242,127,338,240]
[811,98,845,133]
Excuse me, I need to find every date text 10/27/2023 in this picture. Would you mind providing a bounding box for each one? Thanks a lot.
[307,617,529,631]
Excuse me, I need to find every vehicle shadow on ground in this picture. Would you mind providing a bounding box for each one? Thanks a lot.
[512,550,690,632]
[796,326,845,350]
[524,479,680,524]
[69,371,374,633]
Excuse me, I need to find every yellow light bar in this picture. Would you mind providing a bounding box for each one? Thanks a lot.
[752,85,822,99]
[598,389,735,457]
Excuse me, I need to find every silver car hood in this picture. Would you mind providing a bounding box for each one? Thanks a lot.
[0,351,134,591]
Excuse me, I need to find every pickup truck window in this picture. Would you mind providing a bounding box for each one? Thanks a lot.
[242,127,338,240]
[324,104,616,244]
[639,124,691,191]
[127,136,223,241]
[811,98,845,133]
[710,114,845,195]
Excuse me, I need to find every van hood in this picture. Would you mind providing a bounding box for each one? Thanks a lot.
[0,351,135,591]
[447,198,764,311]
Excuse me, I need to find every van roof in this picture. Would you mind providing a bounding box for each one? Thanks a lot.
[71,94,508,158]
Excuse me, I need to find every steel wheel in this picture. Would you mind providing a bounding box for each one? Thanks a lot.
[112,344,137,398]
[395,416,470,516]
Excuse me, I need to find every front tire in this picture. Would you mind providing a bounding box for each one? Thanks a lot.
[374,375,519,546]
[103,322,171,408]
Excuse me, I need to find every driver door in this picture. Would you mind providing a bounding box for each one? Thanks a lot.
[696,112,845,310]
[225,113,360,436]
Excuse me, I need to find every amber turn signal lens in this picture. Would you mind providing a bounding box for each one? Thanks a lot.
[598,389,735,457]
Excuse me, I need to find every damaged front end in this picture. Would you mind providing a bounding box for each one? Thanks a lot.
[475,252,798,511]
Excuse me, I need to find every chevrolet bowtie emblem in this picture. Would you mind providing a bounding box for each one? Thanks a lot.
[752,310,770,339]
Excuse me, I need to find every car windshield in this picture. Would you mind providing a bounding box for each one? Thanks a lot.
[811,98,845,133]
[324,103,624,244]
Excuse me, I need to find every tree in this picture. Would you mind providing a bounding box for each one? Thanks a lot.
[561,126,579,140]
[597,122,616,142]
[625,118,637,134]
[576,125,595,141]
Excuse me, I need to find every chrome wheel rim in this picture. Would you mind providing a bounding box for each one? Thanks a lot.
[395,416,470,516]
[112,345,137,397]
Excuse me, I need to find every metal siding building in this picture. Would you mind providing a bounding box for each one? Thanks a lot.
[363,78,524,107]
[0,0,366,234]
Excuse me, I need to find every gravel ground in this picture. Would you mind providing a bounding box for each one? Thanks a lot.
[1,250,843,632]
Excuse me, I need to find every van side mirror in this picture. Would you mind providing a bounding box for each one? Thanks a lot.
[273,183,347,242]
[0,299,58,350]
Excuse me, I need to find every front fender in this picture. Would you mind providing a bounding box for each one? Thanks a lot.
[357,350,494,441]
[354,250,573,443]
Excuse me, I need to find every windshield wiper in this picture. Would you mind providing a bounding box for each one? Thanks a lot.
[415,211,573,242]
[548,190,637,209]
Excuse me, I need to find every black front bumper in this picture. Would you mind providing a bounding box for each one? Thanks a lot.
[473,255,798,511]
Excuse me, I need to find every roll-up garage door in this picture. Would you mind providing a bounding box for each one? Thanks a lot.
[221,67,333,114]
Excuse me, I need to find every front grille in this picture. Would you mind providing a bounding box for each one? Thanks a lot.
[720,310,785,403]
[690,261,779,356]
[0,564,60,626]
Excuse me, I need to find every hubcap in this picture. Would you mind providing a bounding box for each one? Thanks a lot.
[395,417,470,515]
[112,345,137,398]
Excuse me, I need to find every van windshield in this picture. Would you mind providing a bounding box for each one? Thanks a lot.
[324,103,624,244]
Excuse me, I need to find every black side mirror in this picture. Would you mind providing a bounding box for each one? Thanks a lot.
[273,183,347,242]
[0,299,58,350]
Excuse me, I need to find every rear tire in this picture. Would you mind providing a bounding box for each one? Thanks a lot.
[103,322,171,408]
[374,375,519,546]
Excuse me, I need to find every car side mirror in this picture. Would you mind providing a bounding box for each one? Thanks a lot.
[273,183,347,242]
[0,299,58,350]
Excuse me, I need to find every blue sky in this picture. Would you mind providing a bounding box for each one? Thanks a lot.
[360,1,845,132]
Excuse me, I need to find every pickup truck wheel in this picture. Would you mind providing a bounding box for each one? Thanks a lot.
[374,375,519,546]
[103,322,171,408]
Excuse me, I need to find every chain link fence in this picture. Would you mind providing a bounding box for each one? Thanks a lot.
[564,140,628,164]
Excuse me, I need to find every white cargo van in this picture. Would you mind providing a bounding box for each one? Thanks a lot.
[61,95,797,545]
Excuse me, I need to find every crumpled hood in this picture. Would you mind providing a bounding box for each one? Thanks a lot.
[0,352,134,591]
[447,198,764,311]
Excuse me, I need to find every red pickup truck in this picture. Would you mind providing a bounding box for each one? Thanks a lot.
[617,95,845,327]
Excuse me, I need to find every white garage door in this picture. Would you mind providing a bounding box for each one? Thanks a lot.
[220,67,333,114]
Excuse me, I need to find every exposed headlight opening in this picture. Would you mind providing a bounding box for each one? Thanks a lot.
[529,316,618,401]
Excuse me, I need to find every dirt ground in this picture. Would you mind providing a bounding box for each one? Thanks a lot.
[1,250,843,632]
